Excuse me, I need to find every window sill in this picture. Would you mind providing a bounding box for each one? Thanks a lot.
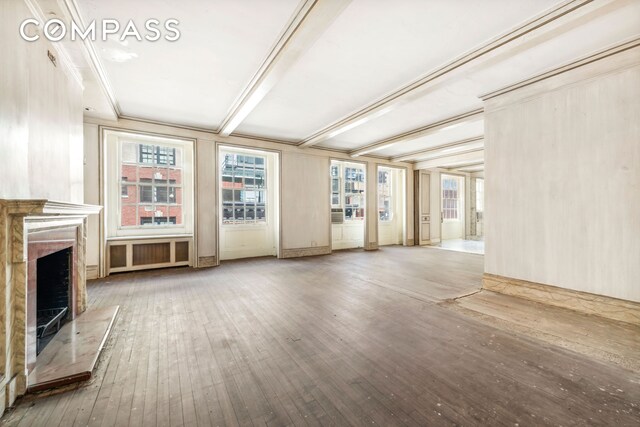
[107,234,193,242]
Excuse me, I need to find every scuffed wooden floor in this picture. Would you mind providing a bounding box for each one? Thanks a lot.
[2,246,638,426]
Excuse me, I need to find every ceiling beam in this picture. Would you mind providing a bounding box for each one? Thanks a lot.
[218,0,352,136]
[391,135,483,162]
[349,108,483,158]
[448,161,485,171]
[455,162,484,173]
[299,0,595,148]
[415,150,484,170]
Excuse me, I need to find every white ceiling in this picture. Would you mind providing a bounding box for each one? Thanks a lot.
[77,0,301,128]
[65,0,640,166]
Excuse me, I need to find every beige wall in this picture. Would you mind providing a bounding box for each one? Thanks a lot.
[484,47,640,302]
[82,117,414,274]
[282,152,331,250]
[0,0,84,203]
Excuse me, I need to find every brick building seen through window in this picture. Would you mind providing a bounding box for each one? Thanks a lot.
[120,143,183,227]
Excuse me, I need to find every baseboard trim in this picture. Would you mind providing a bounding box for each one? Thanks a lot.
[281,246,331,259]
[483,273,640,326]
[197,256,217,268]
[86,265,99,280]
[364,242,379,251]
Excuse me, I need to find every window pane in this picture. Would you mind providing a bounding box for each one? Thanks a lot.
[234,204,245,221]
[139,186,153,203]
[156,187,168,203]
[221,153,267,225]
[117,141,185,229]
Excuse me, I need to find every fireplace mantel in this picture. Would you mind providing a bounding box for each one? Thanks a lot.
[0,199,102,216]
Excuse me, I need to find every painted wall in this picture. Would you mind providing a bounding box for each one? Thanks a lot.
[82,117,414,274]
[282,152,331,250]
[0,0,84,203]
[484,47,640,302]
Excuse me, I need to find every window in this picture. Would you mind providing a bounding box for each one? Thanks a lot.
[475,178,484,221]
[331,162,365,221]
[331,165,340,207]
[344,166,365,220]
[221,153,266,224]
[442,177,459,220]
[378,169,392,221]
[105,129,194,238]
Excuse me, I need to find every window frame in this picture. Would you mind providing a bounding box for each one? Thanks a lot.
[330,161,366,222]
[104,129,194,238]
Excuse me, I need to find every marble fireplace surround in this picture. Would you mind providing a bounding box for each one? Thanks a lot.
[0,200,101,411]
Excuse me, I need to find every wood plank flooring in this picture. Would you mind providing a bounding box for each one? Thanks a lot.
[1,246,638,426]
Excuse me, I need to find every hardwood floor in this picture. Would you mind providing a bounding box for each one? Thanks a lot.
[2,246,638,426]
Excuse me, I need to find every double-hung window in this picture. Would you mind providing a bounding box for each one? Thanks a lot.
[105,130,194,238]
[442,177,459,220]
[221,153,267,224]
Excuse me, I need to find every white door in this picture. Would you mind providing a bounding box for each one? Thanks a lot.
[219,149,279,260]
[415,170,431,245]
[441,174,465,241]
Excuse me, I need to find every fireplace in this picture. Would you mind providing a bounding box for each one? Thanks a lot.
[0,199,101,410]
[36,247,72,354]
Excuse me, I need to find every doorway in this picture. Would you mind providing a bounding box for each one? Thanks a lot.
[377,166,406,246]
[331,160,365,250]
[440,174,465,241]
[219,147,279,260]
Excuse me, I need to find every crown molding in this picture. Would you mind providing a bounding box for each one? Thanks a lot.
[391,136,484,162]
[349,108,483,158]
[298,0,594,147]
[60,0,120,117]
[117,115,218,134]
[481,36,640,101]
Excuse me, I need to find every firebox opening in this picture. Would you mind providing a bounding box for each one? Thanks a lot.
[36,248,72,355]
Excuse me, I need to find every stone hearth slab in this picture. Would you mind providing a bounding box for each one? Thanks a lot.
[27,306,119,393]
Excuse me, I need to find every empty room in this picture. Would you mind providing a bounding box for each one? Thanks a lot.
[1,0,639,425]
